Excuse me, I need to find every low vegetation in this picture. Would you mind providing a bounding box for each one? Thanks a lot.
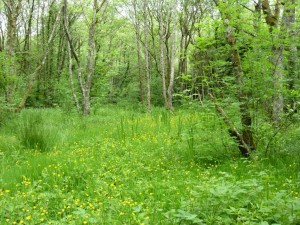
[0,107,299,224]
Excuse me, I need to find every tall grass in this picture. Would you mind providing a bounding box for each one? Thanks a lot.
[2,109,66,152]
[0,106,299,224]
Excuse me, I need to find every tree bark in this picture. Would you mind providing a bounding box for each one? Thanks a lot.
[143,0,151,112]
[67,33,80,112]
[158,1,168,109]
[282,0,297,111]
[167,2,177,111]
[262,0,284,125]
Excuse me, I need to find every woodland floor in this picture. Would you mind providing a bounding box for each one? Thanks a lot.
[0,106,299,224]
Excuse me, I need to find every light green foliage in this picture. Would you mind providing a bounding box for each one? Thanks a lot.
[0,1,300,223]
[0,52,18,90]
[0,108,299,224]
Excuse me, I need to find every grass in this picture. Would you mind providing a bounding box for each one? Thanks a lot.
[0,106,299,224]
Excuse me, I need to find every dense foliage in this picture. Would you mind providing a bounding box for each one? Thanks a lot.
[0,0,300,224]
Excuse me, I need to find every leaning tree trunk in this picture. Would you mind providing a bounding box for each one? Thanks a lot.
[225,24,256,156]
[213,0,256,157]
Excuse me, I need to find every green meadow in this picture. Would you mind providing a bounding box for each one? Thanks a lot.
[0,107,299,225]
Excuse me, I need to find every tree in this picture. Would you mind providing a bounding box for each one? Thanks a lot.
[282,0,297,111]
[212,0,256,157]
[178,0,204,81]
[63,0,108,115]
[16,2,63,112]
[143,0,151,111]
[2,0,22,103]
[262,0,284,125]
[132,0,145,104]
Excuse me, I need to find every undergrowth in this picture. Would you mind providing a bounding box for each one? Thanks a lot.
[0,107,299,224]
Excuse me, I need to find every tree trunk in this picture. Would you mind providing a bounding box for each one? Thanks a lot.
[63,0,107,115]
[178,1,201,92]
[226,26,256,156]
[167,3,177,111]
[283,0,297,111]
[81,0,98,115]
[262,0,284,125]
[213,0,256,157]
[143,0,151,112]
[82,89,91,116]
[133,0,144,104]
[0,25,4,51]
[67,39,80,112]
[22,0,35,74]
[3,0,22,103]
[158,2,168,109]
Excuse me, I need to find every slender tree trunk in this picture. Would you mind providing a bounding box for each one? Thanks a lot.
[67,35,80,112]
[82,0,98,115]
[178,37,188,77]
[22,0,35,74]
[262,0,284,125]
[0,25,4,51]
[3,0,22,103]
[159,2,168,109]
[143,0,151,112]
[45,3,55,106]
[177,1,200,92]
[133,0,144,104]
[63,0,107,115]
[271,46,284,124]
[283,0,297,111]
[167,3,177,111]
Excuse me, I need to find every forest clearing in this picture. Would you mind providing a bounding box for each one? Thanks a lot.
[1,0,300,224]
